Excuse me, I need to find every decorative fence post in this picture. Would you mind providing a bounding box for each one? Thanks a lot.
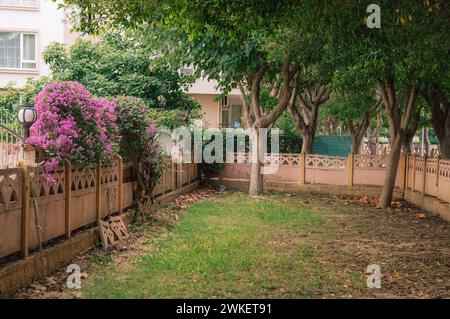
[171,161,176,191]
[405,154,410,190]
[64,160,72,239]
[187,162,190,184]
[18,161,30,258]
[347,153,354,187]
[96,161,102,222]
[177,162,182,189]
[436,157,440,187]
[412,154,417,191]
[398,153,407,190]
[117,156,123,215]
[422,155,427,195]
[299,152,306,185]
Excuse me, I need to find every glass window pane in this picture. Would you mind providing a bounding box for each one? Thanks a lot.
[0,1,37,7]
[22,62,36,69]
[0,32,20,68]
[231,105,242,124]
[0,1,20,5]
[22,34,36,62]
[22,0,37,6]
[222,109,229,127]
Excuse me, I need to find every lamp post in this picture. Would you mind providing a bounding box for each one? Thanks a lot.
[17,104,37,140]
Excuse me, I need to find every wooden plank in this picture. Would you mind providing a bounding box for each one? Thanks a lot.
[347,153,354,187]
[18,162,30,258]
[96,161,102,222]
[117,156,123,215]
[405,154,409,190]
[412,155,417,191]
[299,152,306,185]
[398,153,407,190]
[172,161,177,190]
[65,160,72,239]
[436,157,440,187]
[422,156,427,195]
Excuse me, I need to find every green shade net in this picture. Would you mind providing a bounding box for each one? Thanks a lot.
[313,135,351,157]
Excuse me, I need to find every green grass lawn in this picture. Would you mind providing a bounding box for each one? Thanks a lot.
[80,193,353,298]
[77,192,450,299]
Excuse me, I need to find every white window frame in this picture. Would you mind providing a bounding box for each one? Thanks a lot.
[220,102,242,128]
[20,32,37,69]
[0,0,39,9]
[0,31,38,71]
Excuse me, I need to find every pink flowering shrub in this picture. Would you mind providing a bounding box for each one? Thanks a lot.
[28,82,120,170]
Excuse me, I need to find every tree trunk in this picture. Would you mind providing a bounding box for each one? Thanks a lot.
[288,85,330,155]
[238,60,300,197]
[368,137,377,154]
[301,132,314,154]
[378,134,402,208]
[351,134,363,155]
[422,88,450,159]
[422,128,430,156]
[378,83,417,208]
[249,128,264,197]
[401,135,413,154]
[440,133,450,158]
[249,161,264,196]
[349,117,370,155]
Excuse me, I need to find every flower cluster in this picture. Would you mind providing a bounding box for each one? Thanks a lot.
[28,82,120,170]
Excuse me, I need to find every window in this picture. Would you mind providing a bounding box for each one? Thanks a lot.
[0,0,38,7]
[221,104,242,128]
[231,105,242,125]
[0,32,37,69]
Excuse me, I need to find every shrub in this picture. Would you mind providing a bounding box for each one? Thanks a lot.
[27,81,120,171]
[113,96,165,217]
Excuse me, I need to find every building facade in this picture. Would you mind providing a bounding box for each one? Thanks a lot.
[0,0,78,90]
[0,2,243,129]
[185,74,246,129]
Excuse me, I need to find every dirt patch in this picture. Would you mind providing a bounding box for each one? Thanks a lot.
[295,192,450,298]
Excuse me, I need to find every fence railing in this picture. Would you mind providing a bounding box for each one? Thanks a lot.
[0,109,24,169]
[220,153,450,204]
[0,159,199,261]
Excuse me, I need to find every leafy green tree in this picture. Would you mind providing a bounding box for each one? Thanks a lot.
[329,0,448,207]
[43,33,199,120]
[59,0,306,196]
[325,91,380,154]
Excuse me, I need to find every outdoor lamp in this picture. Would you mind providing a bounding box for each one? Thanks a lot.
[17,104,37,139]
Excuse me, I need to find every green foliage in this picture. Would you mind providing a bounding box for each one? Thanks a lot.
[274,113,302,153]
[43,33,200,113]
[147,108,200,129]
[0,77,51,112]
[114,96,165,203]
[329,0,449,91]
[325,92,377,124]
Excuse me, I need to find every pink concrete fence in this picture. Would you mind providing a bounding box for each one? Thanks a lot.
[0,159,199,261]
[220,153,449,203]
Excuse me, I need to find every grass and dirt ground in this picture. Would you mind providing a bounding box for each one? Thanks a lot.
[14,189,450,299]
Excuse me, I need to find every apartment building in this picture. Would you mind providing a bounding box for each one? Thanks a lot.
[0,2,243,129]
[0,0,78,90]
